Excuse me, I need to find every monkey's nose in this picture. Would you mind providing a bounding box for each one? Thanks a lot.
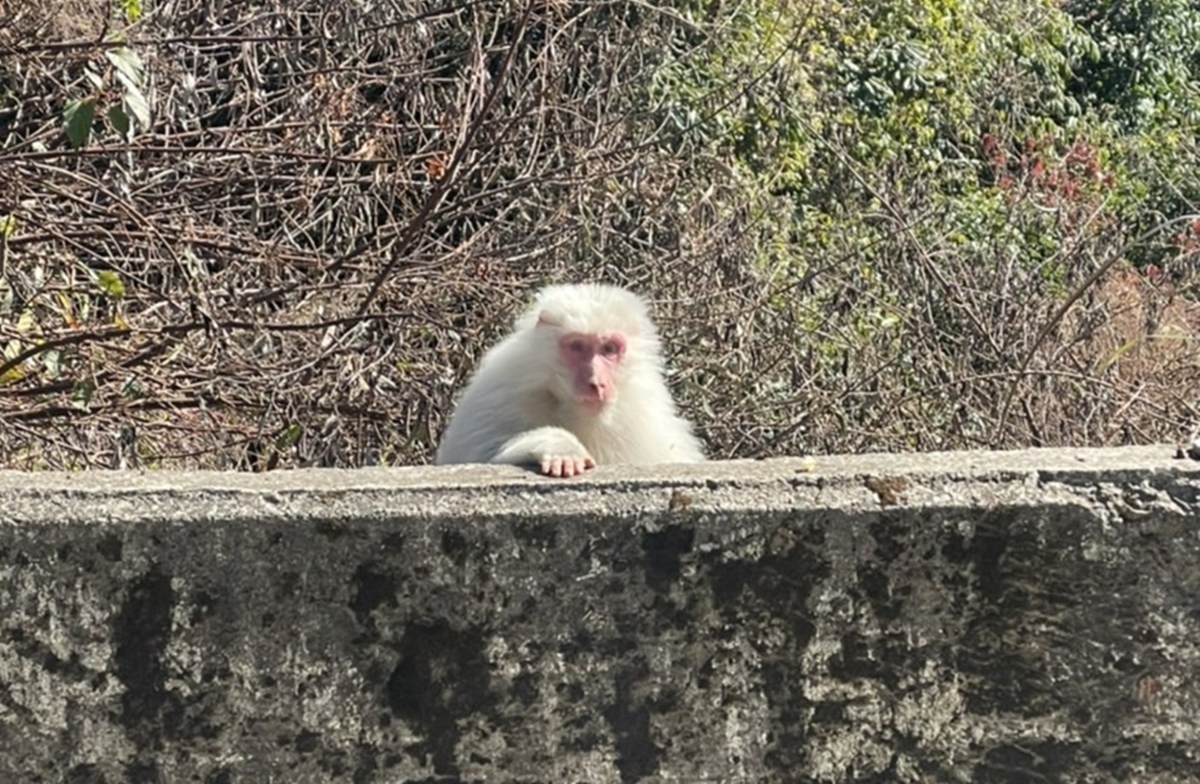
[588,380,613,399]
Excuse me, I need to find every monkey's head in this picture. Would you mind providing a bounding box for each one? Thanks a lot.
[547,328,626,414]
[522,283,660,416]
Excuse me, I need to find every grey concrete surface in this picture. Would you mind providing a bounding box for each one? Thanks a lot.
[1,446,1199,783]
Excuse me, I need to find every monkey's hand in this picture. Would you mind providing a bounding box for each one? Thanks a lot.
[540,452,596,478]
[492,426,596,478]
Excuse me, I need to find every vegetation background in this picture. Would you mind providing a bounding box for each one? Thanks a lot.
[1,0,1198,470]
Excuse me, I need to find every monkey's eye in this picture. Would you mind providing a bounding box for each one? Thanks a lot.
[567,340,587,355]
[599,341,621,357]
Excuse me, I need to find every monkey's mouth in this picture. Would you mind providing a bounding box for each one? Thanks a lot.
[576,398,609,415]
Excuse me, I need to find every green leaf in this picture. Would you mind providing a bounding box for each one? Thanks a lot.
[124,89,151,130]
[106,47,150,131]
[0,214,15,237]
[96,270,126,298]
[121,0,143,21]
[105,47,144,87]
[84,67,104,91]
[1,339,25,385]
[108,105,131,137]
[72,377,97,410]
[63,99,95,148]
[44,350,61,379]
[275,424,303,450]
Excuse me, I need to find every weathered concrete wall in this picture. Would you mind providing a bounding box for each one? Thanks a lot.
[1,447,1199,783]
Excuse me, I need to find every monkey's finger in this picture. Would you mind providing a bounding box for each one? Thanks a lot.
[540,454,594,477]
[563,456,595,477]
[542,456,580,477]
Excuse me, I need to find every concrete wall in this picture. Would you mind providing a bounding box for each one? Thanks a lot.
[1,446,1199,783]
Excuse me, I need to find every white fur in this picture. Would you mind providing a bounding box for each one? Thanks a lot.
[436,283,705,471]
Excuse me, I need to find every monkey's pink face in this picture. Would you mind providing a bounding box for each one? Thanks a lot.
[557,331,626,414]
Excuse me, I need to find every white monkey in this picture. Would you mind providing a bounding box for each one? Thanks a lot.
[436,283,705,477]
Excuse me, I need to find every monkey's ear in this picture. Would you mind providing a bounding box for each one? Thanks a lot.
[536,312,561,329]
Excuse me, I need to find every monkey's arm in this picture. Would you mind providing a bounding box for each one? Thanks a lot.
[492,426,595,478]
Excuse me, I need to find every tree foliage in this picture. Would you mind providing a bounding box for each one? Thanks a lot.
[0,0,1197,469]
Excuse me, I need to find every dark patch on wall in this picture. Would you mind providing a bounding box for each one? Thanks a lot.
[641,526,694,594]
[440,529,471,567]
[385,620,494,776]
[704,518,828,775]
[708,520,827,646]
[602,657,660,783]
[314,519,349,540]
[964,521,1010,604]
[955,514,1061,717]
[295,729,321,752]
[512,671,539,705]
[125,761,161,783]
[113,566,177,742]
[862,512,915,622]
[380,531,406,553]
[829,630,886,682]
[350,562,397,626]
[188,589,219,626]
[513,520,559,550]
[204,768,233,784]
[66,763,108,783]
[352,743,379,784]
[275,570,301,599]
[855,559,900,621]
